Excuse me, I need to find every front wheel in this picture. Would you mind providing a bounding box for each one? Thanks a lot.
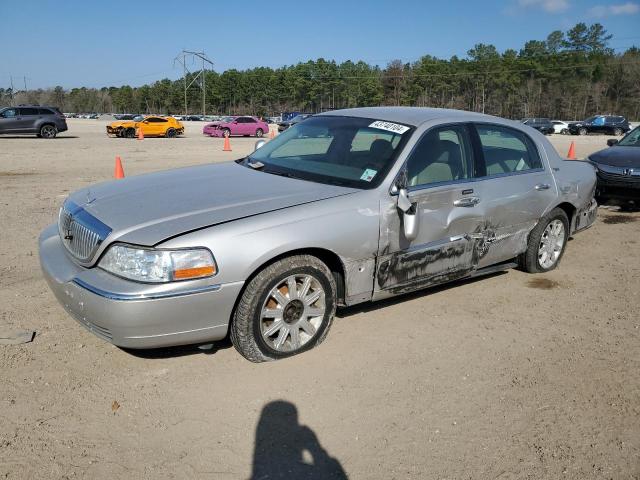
[222,128,231,138]
[255,128,264,138]
[613,127,623,136]
[578,127,587,136]
[124,128,136,138]
[561,128,569,135]
[519,208,569,273]
[39,124,57,139]
[230,255,337,362]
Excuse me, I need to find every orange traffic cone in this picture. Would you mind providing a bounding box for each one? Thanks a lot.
[114,156,125,179]
[567,141,576,160]
[223,136,232,151]
[137,126,144,140]
[269,128,275,139]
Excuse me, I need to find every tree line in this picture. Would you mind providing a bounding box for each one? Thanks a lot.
[2,23,639,121]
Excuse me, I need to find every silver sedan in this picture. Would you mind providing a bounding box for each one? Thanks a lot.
[39,107,597,361]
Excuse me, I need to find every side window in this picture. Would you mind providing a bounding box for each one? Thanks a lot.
[236,117,247,123]
[245,117,256,123]
[147,117,167,123]
[407,125,473,187]
[38,108,53,115]
[19,107,39,116]
[476,125,542,176]
[1,109,17,118]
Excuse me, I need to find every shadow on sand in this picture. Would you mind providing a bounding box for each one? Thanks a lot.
[250,400,348,480]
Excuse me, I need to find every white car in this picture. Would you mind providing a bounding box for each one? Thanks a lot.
[552,120,570,135]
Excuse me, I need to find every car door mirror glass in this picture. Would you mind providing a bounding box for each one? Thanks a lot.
[254,139,266,151]
[607,139,618,146]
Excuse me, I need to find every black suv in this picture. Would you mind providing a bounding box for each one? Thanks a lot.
[0,105,68,138]
[568,115,630,136]
[521,118,555,135]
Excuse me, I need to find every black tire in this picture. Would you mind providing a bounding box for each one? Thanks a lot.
[519,208,569,273]
[39,124,57,139]
[124,128,136,138]
[613,127,623,136]
[578,127,587,136]
[561,128,569,135]
[222,128,231,138]
[255,128,264,138]
[230,255,337,362]
[165,127,176,138]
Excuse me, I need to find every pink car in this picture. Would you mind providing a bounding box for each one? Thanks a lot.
[202,116,269,138]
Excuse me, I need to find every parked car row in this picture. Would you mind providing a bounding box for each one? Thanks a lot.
[520,115,631,137]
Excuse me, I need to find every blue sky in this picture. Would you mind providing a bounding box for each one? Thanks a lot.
[1,0,639,89]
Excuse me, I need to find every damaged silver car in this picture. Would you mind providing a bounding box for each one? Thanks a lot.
[39,107,597,362]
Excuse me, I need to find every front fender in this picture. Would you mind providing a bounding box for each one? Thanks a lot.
[158,191,381,303]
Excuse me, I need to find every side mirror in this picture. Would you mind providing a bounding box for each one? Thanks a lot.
[397,188,419,242]
[607,139,618,147]
[142,120,149,124]
[254,139,266,151]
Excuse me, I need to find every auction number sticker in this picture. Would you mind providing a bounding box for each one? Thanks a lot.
[360,168,377,182]
[369,120,410,134]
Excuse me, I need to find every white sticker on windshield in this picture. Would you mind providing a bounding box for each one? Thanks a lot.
[360,168,377,182]
[369,120,410,134]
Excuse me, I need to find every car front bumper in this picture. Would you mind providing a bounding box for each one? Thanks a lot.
[596,166,640,201]
[39,224,243,348]
[203,128,224,137]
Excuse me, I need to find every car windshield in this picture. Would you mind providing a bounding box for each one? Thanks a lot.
[243,115,413,189]
[583,116,597,123]
[221,116,235,123]
[618,126,640,147]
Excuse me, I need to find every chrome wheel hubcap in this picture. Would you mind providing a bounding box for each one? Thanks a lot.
[42,126,55,138]
[260,274,325,352]
[538,219,565,269]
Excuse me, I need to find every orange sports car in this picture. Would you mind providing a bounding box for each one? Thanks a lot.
[107,116,185,138]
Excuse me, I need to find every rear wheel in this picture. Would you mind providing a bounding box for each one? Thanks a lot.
[39,124,57,139]
[165,127,176,138]
[255,128,264,138]
[520,208,569,273]
[230,255,337,362]
[561,128,569,135]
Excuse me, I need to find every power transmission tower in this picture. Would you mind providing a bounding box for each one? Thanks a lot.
[173,50,214,116]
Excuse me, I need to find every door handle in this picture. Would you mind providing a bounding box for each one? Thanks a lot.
[535,183,550,191]
[453,196,480,207]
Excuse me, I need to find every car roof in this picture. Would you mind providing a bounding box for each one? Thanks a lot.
[321,107,504,127]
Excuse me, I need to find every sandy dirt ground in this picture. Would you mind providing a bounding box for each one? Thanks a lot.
[1,119,638,479]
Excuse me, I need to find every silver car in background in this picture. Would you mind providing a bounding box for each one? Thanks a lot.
[39,107,597,362]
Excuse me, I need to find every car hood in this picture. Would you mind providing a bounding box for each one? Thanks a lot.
[67,161,358,246]
[590,146,640,168]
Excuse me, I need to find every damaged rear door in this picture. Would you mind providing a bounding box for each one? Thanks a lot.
[375,124,487,296]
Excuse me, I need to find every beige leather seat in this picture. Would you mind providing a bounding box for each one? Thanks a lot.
[409,139,463,186]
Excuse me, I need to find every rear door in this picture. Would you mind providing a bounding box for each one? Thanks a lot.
[470,123,557,268]
[375,124,487,295]
[16,107,40,132]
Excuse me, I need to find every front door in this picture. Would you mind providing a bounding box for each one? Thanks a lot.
[375,124,487,296]
[0,108,19,133]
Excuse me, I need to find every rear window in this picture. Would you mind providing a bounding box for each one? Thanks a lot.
[476,125,543,176]
[19,107,39,116]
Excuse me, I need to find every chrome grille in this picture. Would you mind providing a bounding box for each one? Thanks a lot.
[597,170,640,187]
[58,200,112,263]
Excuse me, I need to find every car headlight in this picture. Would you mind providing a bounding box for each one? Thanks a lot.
[99,244,217,283]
